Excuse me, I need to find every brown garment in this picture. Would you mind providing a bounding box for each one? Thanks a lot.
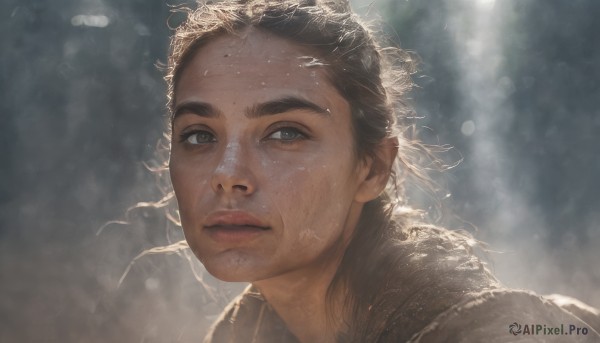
[203,225,600,343]
[203,286,299,343]
[204,287,600,343]
[410,290,600,342]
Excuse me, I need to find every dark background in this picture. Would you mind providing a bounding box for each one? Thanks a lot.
[1,0,598,341]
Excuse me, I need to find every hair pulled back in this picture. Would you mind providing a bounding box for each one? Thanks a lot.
[164,1,487,341]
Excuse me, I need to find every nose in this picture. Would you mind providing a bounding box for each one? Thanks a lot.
[210,141,256,196]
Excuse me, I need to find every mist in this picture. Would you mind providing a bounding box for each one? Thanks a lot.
[368,0,600,307]
[1,0,599,341]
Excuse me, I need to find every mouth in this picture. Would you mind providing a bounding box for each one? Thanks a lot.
[204,224,270,242]
[204,211,271,242]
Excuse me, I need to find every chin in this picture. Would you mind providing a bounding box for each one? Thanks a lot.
[201,250,268,283]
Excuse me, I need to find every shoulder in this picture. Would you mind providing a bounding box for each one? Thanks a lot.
[351,224,502,341]
[408,288,600,342]
[366,224,600,342]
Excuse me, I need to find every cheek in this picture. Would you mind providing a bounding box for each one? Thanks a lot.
[170,162,215,258]
[169,158,211,223]
[268,162,357,246]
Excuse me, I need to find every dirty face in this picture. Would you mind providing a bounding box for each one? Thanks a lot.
[169,29,374,282]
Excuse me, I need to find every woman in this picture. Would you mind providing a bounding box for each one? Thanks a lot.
[165,0,599,342]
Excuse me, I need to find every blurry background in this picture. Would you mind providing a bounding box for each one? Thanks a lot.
[1,0,598,341]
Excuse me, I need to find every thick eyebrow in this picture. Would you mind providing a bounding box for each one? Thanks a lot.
[172,101,219,120]
[247,96,330,118]
[172,96,330,121]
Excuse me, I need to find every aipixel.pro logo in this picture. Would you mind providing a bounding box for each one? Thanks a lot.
[509,322,589,336]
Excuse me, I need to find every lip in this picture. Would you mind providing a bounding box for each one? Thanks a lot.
[204,210,270,243]
[204,210,269,228]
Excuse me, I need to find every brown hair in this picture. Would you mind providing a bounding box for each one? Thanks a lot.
[165,1,495,341]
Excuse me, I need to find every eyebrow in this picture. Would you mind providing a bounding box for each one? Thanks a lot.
[173,101,218,119]
[172,96,330,121]
[247,96,330,118]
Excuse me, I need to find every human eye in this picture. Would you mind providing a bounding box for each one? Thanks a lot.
[265,126,308,142]
[179,129,216,145]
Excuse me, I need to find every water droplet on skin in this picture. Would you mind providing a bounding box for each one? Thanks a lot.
[285,73,290,77]
[203,69,208,76]
[267,59,271,63]
[236,71,241,75]
[261,81,266,86]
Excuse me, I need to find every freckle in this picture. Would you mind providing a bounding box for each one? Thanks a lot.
[203,69,208,76]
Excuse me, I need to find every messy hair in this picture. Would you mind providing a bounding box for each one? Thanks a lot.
[162,0,495,341]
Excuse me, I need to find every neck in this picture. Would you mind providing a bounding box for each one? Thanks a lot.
[253,256,346,343]
[252,202,364,343]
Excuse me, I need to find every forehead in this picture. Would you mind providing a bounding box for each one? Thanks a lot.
[174,28,348,112]
[194,28,320,66]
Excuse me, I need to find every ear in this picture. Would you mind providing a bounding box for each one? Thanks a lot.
[354,137,398,203]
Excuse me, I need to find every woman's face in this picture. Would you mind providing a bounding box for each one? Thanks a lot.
[169,29,375,282]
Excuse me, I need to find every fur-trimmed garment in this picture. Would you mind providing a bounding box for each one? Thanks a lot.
[203,226,600,343]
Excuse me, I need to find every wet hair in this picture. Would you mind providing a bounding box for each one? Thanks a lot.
[165,0,496,341]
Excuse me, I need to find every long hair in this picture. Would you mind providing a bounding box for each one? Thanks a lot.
[165,1,497,341]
